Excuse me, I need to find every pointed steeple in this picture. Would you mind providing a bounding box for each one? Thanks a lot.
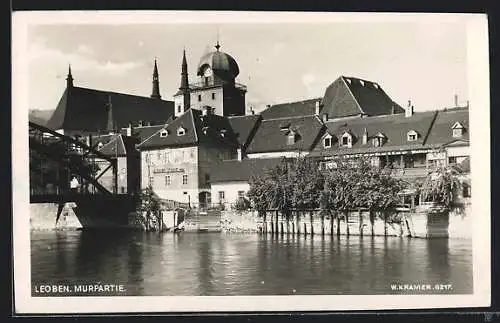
[151,58,161,99]
[215,40,221,52]
[106,94,117,132]
[178,49,189,90]
[66,64,74,88]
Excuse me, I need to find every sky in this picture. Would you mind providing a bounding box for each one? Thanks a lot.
[23,12,471,114]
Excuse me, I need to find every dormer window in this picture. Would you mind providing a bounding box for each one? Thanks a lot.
[452,121,465,138]
[360,80,365,87]
[159,129,168,138]
[280,123,291,131]
[287,131,297,145]
[202,126,209,135]
[323,135,332,148]
[220,129,227,138]
[97,142,103,149]
[407,130,418,142]
[340,131,353,148]
[372,132,386,147]
[177,127,186,136]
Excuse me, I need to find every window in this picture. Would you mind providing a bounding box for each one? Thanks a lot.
[324,137,332,148]
[238,191,245,198]
[177,127,186,136]
[287,133,296,145]
[160,129,168,138]
[342,136,349,145]
[157,151,162,160]
[453,128,463,138]
[97,142,103,149]
[407,130,418,142]
[177,105,181,113]
[212,93,216,100]
[462,183,471,198]
[182,175,188,185]
[205,174,210,183]
[341,133,352,147]
[448,156,457,164]
[165,176,171,186]
[218,191,225,200]
[198,95,202,102]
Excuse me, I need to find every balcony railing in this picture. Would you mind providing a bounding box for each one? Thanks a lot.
[390,167,429,178]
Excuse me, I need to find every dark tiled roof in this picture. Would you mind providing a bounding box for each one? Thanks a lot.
[211,158,284,183]
[310,110,439,156]
[260,98,322,119]
[227,114,262,149]
[137,109,240,150]
[246,115,324,154]
[322,76,405,119]
[96,134,127,157]
[46,86,174,132]
[425,107,469,146]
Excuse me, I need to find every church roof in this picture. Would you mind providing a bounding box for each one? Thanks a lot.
[321,76,405,118]
[46,86,174,133]
[260,98,322,119]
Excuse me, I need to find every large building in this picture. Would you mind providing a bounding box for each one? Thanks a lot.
[38,42,470,209]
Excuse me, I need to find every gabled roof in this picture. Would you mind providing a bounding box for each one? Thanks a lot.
[260,98,322,119]
[91,133,139,157]
[227,114,262,149]
[425,107,469,146]
[310,110,438,156]
[246,115,324,154]
[322,76,405,119]
[46,86,174,132]
[211,158,284,183]
[136,109,240,150]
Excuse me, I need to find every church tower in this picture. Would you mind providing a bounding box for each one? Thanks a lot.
[150,59,161,99]
[174,49,191,117]
[190,41,246,117]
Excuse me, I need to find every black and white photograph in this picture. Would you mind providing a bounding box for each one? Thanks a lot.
[12,11,490,313]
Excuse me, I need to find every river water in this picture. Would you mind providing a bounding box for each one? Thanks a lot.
[31,231,473,296]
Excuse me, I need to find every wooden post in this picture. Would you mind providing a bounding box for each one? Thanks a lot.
[359,209,363,236]
[296,211,301,235]
[330,212,334,236]
[383,211,388,236]
[336,216,341,236]
[345,211,350,236]
[275,210,279,236]
[370,210,375,236]
[304,222,307,236]
[309,210,314,236]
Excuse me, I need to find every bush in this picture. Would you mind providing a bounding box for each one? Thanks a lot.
[234,197,251,211]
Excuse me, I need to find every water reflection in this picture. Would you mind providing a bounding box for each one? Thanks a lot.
[31,231,473,296]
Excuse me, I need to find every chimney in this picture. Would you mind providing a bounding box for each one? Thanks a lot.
[391,104,395,115]
[322,113,329,122]
[405,100,414,117]
[362,128,368,145]
[138,120,143,127]
[315,101,321,115]
[126,123,133,137]
[237,148,242,161]
[85,134,92,147]
[466,100,470,108]
[454,94,458,107]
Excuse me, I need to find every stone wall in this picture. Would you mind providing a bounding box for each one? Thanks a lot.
[30,203,83,230]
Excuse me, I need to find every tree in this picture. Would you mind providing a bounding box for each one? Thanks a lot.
[139,186,162,231]
[420,165,462,210]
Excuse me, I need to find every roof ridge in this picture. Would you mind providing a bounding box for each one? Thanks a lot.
[261,114,317,122]
[270,97,322,107]
[73,86,174,103]
[340,76,364,115]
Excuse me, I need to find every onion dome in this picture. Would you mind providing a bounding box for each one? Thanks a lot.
[197,42,240,79]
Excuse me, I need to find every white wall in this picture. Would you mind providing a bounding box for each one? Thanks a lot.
[211,181,250,207]
[446,145,470,157]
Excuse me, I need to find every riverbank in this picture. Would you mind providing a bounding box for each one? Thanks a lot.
[30,203,471,239]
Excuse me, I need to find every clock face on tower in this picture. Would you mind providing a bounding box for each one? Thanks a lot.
[203,66,212,77]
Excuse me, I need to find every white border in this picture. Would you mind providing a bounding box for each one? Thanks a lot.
[12,11,491,313]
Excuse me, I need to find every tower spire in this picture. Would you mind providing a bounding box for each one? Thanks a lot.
[215,29,221,51]
[151,58,161,99]
[180,49,189,90]
[66,64,74,88]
